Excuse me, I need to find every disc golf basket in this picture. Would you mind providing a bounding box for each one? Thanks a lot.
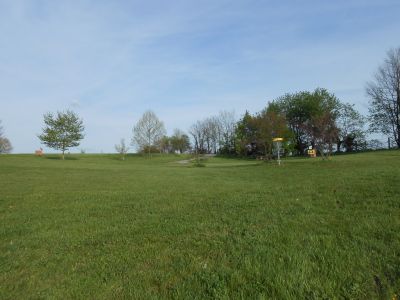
[272,137,283,165]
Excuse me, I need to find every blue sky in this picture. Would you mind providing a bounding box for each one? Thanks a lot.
[1,0,399,153]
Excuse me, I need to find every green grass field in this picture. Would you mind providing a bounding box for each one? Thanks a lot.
[1,151,399,299]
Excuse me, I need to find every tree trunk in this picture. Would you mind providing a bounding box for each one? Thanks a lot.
[62,150,65,160]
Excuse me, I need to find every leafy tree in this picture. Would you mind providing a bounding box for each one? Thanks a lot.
[336,103,366,152]
[38,110,84,159]
[115,139,129,160]
[272,88,340,155]
[157,135,172,153]
[367,47,400,148]
[235,111,258,156]
[271,92,311,154]
[304,112,338,159]
[255,105,292,157]
[132,110,166,156]
[170,129,191,153]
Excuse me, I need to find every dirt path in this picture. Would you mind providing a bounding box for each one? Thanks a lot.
[177,159,191,165]
[175,154,216,164]
[176,158,194,164]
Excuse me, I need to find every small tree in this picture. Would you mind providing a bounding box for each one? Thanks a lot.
[0,120,12,154]
[38,110,84,159]
[0,138,12,153]
[115,139,129,160]
[132,110,166,157]
[159,136,172,153]
[170,129,191,153]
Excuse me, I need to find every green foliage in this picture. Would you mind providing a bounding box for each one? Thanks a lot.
[157,135,171,153]
[270,88,341,155]
[38,110,84,159]
[256,107,293,156]
[235,111,258,156]
[234,107,295,157]
[140,145,162,154]
[233,88,347,158]
[170,129,191,153]
[0,152,399,298]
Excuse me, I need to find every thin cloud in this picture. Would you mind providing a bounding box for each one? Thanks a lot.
[0,1,399,152]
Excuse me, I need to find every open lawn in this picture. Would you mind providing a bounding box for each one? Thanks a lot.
[0,151,399,299]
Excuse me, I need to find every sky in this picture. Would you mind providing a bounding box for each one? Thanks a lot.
[0,0,399,153]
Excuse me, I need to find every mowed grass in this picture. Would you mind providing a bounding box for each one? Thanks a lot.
[0,152,399,299]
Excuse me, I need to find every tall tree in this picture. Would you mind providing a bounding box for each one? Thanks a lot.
[336,103,366,152]
[272,88,340,155]
[216,110,236,155]
[235,111,258,156]
[0,120,12,154]
[304,112,338,159]
[132,110,166,156]
[367,47,400,148]
[38,110,84,159]
[203,117,220,154]
[190,112,236,155]
[255,106,292,157]
[189,120,206,154]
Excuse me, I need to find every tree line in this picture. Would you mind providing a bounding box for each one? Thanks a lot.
[1,46,399,157]
[231,88,366,158]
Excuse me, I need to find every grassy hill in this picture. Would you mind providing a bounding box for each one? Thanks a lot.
[0,151,399,299]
